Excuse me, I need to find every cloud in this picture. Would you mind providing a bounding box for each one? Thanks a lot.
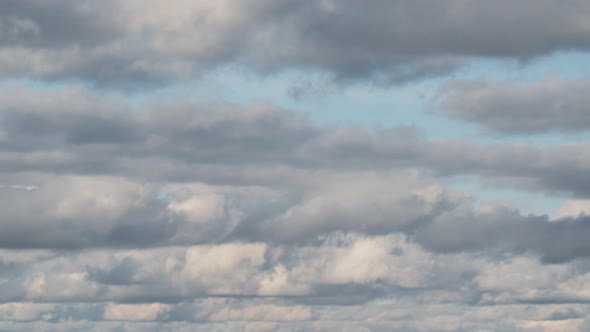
[437,79,590,134]
[4,85,590,266]
[0,175,180,249]
[3,0,590,86]
[3,2,590,326]
[2,238,590,332]
[0,174,288,249]
[3,234,590,307]
[241,171,468,244]
[415,205,590,263]
[4,84,590,199]
[553,200,590,219]
[103,303,170,321]
[543,307,584,321]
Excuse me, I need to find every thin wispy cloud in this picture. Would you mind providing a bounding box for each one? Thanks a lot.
[0,184,38,191]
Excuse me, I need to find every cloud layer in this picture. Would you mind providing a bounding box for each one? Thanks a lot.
[2,1,590,331]
[3,0,590,86]
[1,83,590,330]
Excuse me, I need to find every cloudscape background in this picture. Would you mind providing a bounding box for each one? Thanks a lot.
[2,1,590,331]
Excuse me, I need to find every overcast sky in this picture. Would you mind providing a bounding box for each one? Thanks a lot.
[2,1,590,331]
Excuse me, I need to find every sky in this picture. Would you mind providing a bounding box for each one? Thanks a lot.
[2,1,590,331]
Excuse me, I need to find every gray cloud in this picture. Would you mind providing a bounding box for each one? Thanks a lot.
[3,85,590,197]
[544,307,584,321]
[437,79,590,134]
[0,175,286,249]
[2,0,590,86]
[415,206,590,263]
[0,0,119,48]
[4,86,590,260]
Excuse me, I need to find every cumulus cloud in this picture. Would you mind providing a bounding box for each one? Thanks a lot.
[6,168,590,266]
[2,236,590,331]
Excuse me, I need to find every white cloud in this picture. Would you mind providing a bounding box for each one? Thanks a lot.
[104,303,170,321]
[553,200,590,219]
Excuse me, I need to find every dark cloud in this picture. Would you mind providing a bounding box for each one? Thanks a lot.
[0,0,119,48]
[437,79,590,134]
[87,256,144,286]
[414,207,590,263]
[544,307,584,321]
